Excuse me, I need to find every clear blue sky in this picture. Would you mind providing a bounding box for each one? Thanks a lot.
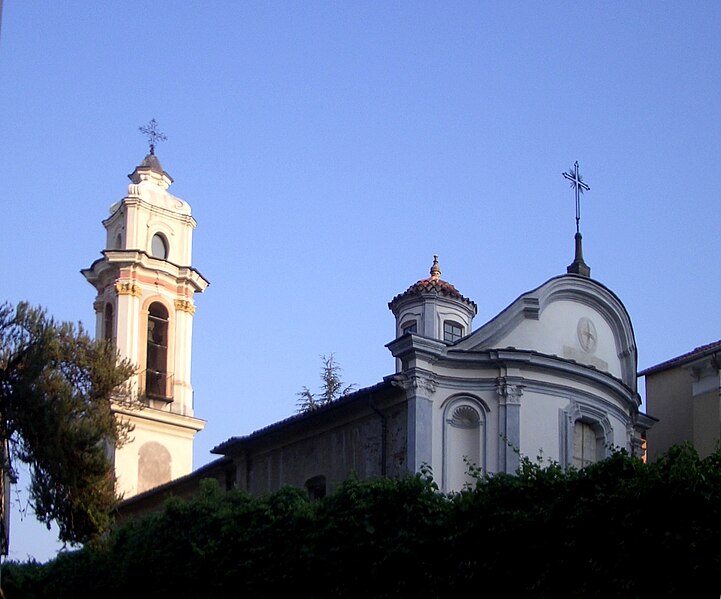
[2,1,721,562]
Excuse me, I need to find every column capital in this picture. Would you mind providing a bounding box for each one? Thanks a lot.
[390,372,438,396]
[115,281,142,297]
[174,299,196,315]
[496,377,524,405]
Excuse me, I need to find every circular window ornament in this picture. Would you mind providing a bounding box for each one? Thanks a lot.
[151,234,168,260]
[577,317,598,354]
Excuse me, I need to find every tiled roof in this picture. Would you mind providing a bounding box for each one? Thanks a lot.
[388,256,477,313]
[638,339,721,376]
[388,276,477,310]
[211,378,397,455]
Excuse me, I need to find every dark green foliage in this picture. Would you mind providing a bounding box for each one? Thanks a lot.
[6,444,721,598]
[0,302,135,546]
[297,353,356,412]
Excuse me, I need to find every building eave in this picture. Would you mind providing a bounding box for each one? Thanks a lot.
[211,379,399,456]
[639,340,721,377]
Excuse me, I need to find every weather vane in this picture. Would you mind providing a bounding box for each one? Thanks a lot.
[562,161,590,233]
[139,118,167,155]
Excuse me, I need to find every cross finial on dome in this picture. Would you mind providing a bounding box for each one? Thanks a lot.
[563,161,590,234]
[563,161,591,277]
[139,118,167,155]
[430,255,441,280]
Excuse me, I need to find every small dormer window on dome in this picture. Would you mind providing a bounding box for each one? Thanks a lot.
[443,320,464,343]
[401,320,418,335]
[151,233,168,260]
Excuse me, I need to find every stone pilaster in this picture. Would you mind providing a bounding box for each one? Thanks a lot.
[392,371,437,474]
[497,377,524,473]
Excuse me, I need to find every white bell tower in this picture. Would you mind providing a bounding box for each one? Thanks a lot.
[82,128,209,498]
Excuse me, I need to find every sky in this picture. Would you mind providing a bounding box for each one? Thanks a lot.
[2,0,721,562]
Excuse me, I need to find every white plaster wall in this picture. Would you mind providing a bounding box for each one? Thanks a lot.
[114,413,197,498]
[519,392,567,464]
[607,412,628,449]
[494,299,622,379]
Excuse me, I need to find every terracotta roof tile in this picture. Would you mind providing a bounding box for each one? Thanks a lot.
[388,276,477,311]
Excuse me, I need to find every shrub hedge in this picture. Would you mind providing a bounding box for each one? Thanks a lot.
[4,444,721,598]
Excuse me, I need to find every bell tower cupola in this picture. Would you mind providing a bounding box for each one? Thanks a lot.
[388,256,477,357]
[81,123,209,498]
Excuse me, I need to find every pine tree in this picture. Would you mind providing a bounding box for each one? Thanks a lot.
[0,301,136,548]
[296,353,356,412]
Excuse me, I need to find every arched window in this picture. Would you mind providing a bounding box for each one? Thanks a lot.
[561,401,612,469]
[305,475,327,501]
[146,302,170,400]
[443,320,464,343]
[443,399,485,492]
[114,233,122,249]
[151,233,168,260]
[104,303,114,343]
[401,320,417,335]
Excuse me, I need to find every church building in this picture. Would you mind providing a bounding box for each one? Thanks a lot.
[84,147,653,516]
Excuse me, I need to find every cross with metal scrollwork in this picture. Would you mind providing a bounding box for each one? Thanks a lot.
[563,161,590,233]
[139,119,167,155]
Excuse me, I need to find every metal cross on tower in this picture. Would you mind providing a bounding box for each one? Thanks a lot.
[139,118,167,155]
[563,161,590,233]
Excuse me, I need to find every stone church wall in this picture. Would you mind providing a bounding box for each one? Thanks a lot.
[239,401,408,497]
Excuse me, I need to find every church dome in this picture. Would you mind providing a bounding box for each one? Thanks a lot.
[128,152,174,185]
[139,152,165,174]
[388,255,477,314]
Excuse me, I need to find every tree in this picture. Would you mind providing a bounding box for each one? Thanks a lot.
[0,301,136,547]
[296,353,356,412]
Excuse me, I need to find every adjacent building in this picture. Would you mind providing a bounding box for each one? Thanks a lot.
[640,340,721,461]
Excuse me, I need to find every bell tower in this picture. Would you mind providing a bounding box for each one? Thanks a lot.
[82,126,209,498]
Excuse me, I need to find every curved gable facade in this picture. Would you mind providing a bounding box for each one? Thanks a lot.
[463,274,637,389]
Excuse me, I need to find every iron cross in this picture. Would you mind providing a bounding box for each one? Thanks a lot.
[139,119,167,155]
[563,161,590,233]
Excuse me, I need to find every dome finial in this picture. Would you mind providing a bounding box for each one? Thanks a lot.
[139,118,167,156]
[562,162,591,277]
[430,255,441,280]
[562,161,590,234]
